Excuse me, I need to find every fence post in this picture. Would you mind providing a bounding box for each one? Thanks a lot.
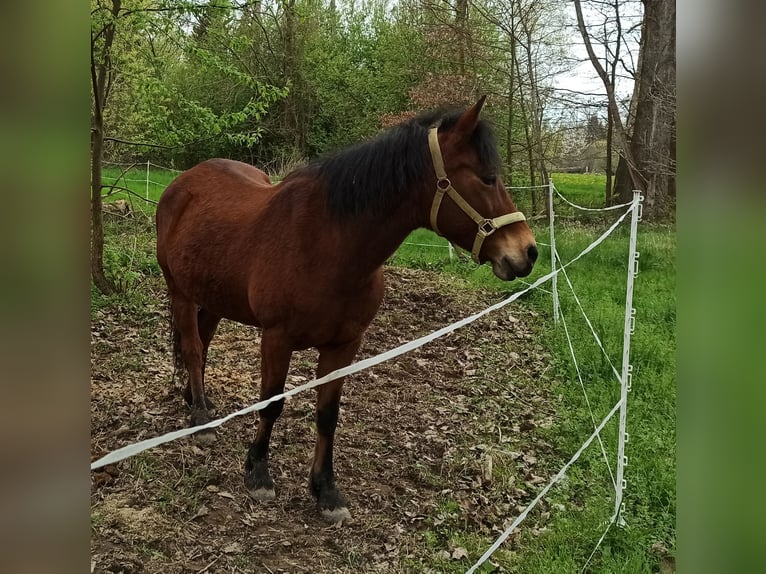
[548,178,559,324]
[614,189,642,524]
[145,160,150,202]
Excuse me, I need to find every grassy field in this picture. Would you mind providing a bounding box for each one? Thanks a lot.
[93,170,675,572]
[390,174,676,573]
[101,164,178,213]
[391,173,675,572]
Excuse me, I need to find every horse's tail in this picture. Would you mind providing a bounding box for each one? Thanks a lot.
[168,298,184,385]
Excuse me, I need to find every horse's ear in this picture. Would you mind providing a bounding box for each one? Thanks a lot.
[454,95,487,137]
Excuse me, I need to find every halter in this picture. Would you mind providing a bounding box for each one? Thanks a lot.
[428,126,526,263]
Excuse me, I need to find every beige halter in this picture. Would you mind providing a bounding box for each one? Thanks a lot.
[427,127,526,263]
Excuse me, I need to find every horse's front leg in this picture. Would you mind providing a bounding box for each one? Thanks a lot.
[310,338,362,523]
[244,329,292,501]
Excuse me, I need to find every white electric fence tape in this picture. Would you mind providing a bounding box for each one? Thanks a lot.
[503,184,550,190]
[554,250,622,384]
[581,511,618,574]
[466,195,641,572]
[102,176,169,188]
[559,306,617,489]
[102,160,183,173]
[91,203,635,471]
[553,182,634,212]
[465,398,623,574]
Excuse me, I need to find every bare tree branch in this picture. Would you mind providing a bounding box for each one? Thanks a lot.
[573,0,643,188]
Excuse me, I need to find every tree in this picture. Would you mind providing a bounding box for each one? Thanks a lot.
[467,0,570,211]
[304,0,421,155]
[611,0,675,215]
[91,0,121,295]
[574,0,676,217]
[585,113,606,143]
[90,0,286,294]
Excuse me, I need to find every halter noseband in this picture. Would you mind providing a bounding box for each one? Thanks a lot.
[428,126,526,263]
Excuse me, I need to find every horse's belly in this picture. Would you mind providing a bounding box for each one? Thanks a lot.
[166,259,259,326]
[275,282,385,349]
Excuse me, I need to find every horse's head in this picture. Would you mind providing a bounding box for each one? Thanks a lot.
[425,97,537,281]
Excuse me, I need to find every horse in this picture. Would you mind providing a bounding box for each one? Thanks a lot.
[155,96,538,523]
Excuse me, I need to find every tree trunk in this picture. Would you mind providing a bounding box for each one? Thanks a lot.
[605,0,620,205]
[455,0,468,74]
[606,109,613,203]
[505,31,516,187]
[90,0,120,295]
[574,0,642,193]
[91,124,115,295]
[280,0,307,156]
[613,0,676,217]
[527,53,548,199]
[514,57,536,191]
[520,23,545,213]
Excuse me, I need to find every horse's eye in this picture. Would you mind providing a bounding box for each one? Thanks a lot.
[481,175,497,186]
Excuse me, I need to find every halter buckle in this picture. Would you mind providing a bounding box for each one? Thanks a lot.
[478,219,497,237]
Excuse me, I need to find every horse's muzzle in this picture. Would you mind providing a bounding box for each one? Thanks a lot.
[492,245,537,281]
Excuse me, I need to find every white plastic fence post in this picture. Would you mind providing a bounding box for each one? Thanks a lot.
[448,241,454,261]
[548,178,559,324]
[614,189,642,524]
[145,160,150,201]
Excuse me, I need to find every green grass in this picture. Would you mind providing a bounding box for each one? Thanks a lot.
[550,172,612,208]
[94,166,175,308]
[390,173,676,573]
[523,223,675,573]
[101,165,177,215]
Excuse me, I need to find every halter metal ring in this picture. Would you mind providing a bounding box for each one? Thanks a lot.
[478,219,497,237]
[437,177,451,191]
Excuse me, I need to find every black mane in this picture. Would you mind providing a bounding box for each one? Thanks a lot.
[292,108,501,218]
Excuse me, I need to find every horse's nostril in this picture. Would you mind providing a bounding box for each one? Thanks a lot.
[527,244,538,263]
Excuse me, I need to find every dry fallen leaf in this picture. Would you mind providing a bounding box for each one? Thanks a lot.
[222,542,243,554]
[452,547,469,560]
[216,491,236,499]
[660,556,676,574]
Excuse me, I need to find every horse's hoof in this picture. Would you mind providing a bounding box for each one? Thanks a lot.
[321,506,351,524]
[194,429,217,445]
[248,487,276,502]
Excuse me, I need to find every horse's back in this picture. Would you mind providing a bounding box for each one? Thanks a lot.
[156,159,278,320]
[159,158,269,212]
[157,158,273,236]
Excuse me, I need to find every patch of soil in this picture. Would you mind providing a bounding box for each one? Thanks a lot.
[91,267,558,573]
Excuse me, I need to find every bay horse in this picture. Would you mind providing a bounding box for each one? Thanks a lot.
[156,97,537,522]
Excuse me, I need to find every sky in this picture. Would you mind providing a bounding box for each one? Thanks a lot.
[553,1,643,118]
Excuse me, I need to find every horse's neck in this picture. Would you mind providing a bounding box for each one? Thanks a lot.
[271,177,424,280]
[338,202,419,277]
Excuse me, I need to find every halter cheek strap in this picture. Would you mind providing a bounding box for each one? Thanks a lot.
[427,127,526,263]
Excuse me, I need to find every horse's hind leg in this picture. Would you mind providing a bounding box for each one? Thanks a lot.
[244,329,292,501]
[309,338,362,523]
[171,296,216,444]
[180,307,221,411]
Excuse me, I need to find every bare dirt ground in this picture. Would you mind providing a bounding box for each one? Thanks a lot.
[91,267,559,573]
